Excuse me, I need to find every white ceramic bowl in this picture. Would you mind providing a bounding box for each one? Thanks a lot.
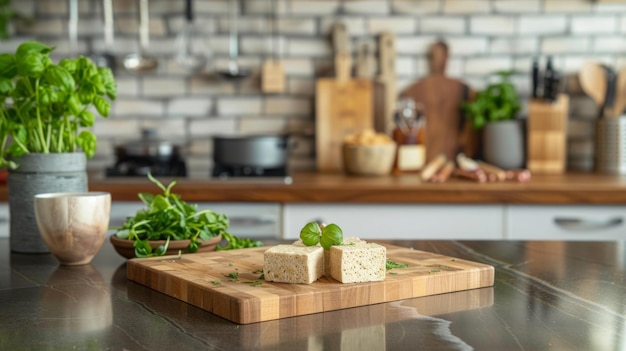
[34,192,111,265]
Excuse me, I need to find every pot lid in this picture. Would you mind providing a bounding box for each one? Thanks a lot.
[117,129,180,157]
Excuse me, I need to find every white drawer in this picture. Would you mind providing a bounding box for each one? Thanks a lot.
[283,204,503,240]
[506,205,626,240]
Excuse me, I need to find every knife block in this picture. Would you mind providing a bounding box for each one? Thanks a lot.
[527,94,569,174]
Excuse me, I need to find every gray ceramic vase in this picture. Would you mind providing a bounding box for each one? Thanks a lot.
[7,153,88,253]
[483,120,525,170]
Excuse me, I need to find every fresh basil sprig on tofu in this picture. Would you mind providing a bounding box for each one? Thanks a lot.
[300,222,343,250]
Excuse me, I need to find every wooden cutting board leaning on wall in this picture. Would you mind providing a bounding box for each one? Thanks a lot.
[401,41,479,163]
[316,23,374,173]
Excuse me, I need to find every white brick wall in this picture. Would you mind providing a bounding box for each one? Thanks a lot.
[12,0,619,174]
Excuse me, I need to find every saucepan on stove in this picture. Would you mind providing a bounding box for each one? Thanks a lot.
[107,129,187,177]
[212,134,295,169]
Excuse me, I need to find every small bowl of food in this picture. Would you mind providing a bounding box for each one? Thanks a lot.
[342,129,396,176]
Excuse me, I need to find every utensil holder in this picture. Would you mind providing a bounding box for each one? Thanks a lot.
[595,115,626,174]
[527,94,569,174]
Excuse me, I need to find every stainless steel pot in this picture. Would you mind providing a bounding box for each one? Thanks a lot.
[212,135,291,168]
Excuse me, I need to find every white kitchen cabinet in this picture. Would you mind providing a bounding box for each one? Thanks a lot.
[282,204,504,240]
[506,205,626,241]
[110,202,282,238]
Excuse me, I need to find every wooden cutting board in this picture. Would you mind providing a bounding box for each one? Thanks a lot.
[126,244,494,324]
[316,75,374,173]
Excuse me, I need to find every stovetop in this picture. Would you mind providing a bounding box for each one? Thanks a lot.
[211,164,292,184]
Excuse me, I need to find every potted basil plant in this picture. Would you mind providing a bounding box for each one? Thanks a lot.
[461,70,524,169]
[0,41,117,253]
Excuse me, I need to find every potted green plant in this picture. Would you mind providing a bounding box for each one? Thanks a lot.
[462,70,525,169]
[0,41,116,253]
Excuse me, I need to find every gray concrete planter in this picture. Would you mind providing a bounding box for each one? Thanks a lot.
[8,153,88,253]
[483,120,525,170]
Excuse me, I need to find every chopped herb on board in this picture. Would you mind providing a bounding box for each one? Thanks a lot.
[252,269,263,274]
[386,259,409,270]
[245,281,263,286]
[212,280,221,285]
[224,272,239,281]
[429,269,440,274]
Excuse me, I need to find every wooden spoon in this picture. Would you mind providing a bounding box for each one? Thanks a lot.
[579,61,606,109]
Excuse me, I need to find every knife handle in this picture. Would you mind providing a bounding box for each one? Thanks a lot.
[531,58,539,98]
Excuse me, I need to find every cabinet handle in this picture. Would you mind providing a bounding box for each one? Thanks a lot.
[554,217,623,231]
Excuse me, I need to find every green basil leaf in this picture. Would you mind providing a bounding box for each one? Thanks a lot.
[93,95,110,117]
[16,41,53,59]
[98,66,117,100]
[66,94,82,115]
[78,110,95,127]
[59,58,77,74]
[43,65,75,93]
[0,53,17,79]
[0,77,13,94]
[320,223,343,250]
[77,130,97,158]
[17,52,46,78]
[300,222,321,246]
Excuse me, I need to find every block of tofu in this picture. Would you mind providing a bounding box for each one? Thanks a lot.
[263,245,324,284]
[329,243,386,283]
[324,237,366,276]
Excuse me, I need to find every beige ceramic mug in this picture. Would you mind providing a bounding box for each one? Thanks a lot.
[34,192,111,265]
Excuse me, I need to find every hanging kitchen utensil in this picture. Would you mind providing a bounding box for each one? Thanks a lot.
[175,0,210,73]
[579,61,607,114]
[613,67,626,117]
[374,32,397,134]
[355,40,376,79]
[123,0,158,75]
[91,0,116,71]
[601,65,617,118]
[261,0,284,93]
[219,0,249,80]
[68,0,78,56]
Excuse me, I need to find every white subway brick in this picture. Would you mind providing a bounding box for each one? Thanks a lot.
[140,119,187,137]
[113,99,165,116]
[368,17,417,34]
[395,36,437,54]
[265,97,312,115]
[594,36,626,53]
[276,19,317,35]
[595,4,626,13]
[541,37,591,54]
[446,37,489,56]
[116,18,167,37]
[320,17,367,36]
[281,58,315,76]
[217,97,263,115]
[167,98,213,116]
[92,119,141,138]
[240,36,287,55]
[217,18,266,34]
[491,38,538,55]
[544,0,592,13]
[562,55,614,73]
[443,0,491,14]
[148,0,183,14]
[464,57,513,75]
[189,118,238,137]
[287,38,332,57]
[513,57,533,74]
[420,17,466,34]
[196,0,235,15]
[288,77,316,95]
[169,17,216,35]
[519,16,568,35]
[493,0,541,13]
[189,76,237,95]
[37,0,66,15]
[391,1,440,15]
[188,139,212,156]
[289,1,341,15]
[91,38,137,55]
[396,56,416,76]
[571,16,618,34]
[142,78,187,97]
[239,117,288,135]
[470,16,515,35]
[17,19,64,35]
[245,0,288,15]
[115,78,140,97]
[343,1,391,15]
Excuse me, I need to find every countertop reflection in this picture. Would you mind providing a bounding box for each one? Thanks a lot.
[1,238,625,350]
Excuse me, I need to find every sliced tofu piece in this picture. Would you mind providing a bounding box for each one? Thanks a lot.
[263,245,324,284]
[330,243,386,283]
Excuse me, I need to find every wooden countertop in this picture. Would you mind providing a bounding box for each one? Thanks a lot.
[3,172,626,204]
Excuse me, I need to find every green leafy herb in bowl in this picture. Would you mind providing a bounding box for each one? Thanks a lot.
[110,173,262,258]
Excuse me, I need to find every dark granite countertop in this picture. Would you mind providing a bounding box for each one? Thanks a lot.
[1,238,625,350]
